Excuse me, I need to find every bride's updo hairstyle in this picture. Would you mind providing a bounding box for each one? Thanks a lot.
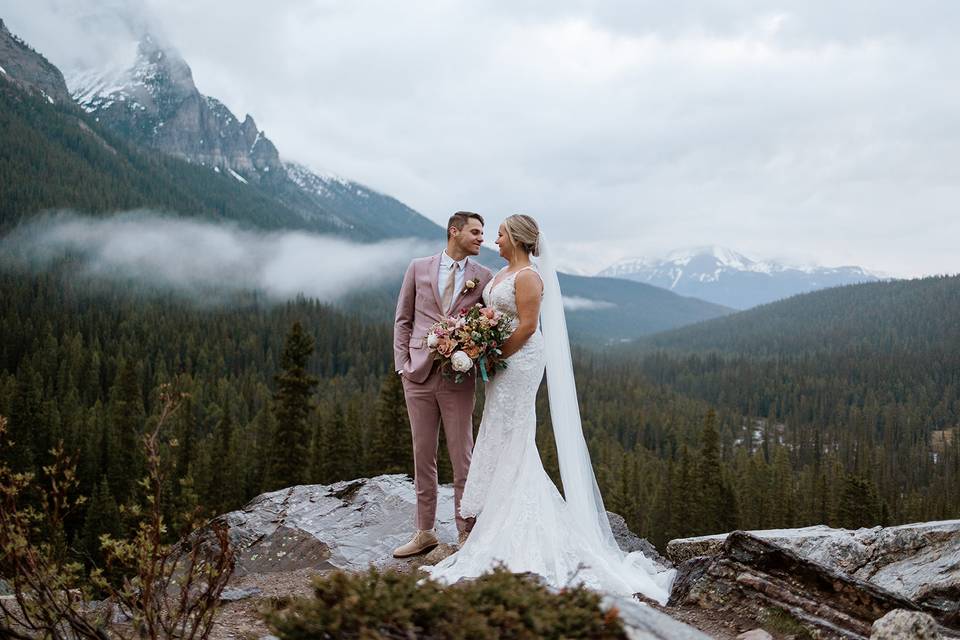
[503,214,541,257]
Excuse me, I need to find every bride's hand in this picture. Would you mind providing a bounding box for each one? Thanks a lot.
[497,270,543,359]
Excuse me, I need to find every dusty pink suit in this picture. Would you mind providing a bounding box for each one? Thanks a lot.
[394,252,493,533]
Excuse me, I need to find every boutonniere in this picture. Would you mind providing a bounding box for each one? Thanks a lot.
[460,278,480,296]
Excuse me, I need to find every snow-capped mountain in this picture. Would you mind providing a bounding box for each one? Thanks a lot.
[597,246,880,309]
[69,34,282,181]
[66,33,441,242]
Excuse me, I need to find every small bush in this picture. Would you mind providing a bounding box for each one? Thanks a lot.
[267,565,628,639]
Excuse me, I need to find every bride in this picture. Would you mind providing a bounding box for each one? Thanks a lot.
[423,214,675,604]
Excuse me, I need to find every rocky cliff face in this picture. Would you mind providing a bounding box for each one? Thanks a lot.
[70,34,281,182]
[0,18,72,104]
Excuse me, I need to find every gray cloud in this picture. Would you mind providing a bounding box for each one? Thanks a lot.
[2,1,959,278]
[4,212,427,303]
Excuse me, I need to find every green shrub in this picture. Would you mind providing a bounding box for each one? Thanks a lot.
[267,565,628,639]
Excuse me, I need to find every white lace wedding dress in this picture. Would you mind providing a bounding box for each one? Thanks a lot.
[423,265,675,603]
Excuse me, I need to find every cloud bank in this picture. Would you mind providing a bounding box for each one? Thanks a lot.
[2,212,428,303]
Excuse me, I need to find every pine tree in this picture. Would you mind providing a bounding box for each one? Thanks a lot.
[835,473,881,528]
[671,445,694,538]
[79,477,121,568]
[207,399,236,513]
[319,403,355,483]
[5,366,43,472]
[369,374,413,475]
[265,322,318,490]
[696,410,728,535]
[107,359,144,504]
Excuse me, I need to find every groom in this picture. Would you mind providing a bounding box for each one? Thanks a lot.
[392,211,493,558]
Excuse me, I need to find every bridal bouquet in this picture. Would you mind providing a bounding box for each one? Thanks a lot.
[427,303,513,383]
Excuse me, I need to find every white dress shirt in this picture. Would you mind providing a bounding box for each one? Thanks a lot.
[438,250,468,299]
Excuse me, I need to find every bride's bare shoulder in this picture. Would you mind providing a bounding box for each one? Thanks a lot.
[514,268,544,294]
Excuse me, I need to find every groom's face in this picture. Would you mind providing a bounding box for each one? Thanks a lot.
[452,219,484,256]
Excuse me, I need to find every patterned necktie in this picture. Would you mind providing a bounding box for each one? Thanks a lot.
[441,261,459,315]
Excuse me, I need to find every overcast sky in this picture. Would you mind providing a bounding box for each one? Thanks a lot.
[3,0,959,277]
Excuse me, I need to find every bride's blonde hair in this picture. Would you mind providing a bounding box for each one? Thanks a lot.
[503,214,540,257]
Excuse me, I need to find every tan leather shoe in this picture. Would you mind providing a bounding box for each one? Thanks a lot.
[458,529,470,546]
[392,529,439,558]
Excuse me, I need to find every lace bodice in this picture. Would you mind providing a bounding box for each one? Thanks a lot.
[482,265,543,333]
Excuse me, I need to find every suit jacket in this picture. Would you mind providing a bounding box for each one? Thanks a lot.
[394,253,494,384]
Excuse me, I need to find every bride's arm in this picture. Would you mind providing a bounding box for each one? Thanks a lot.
[498,270,544,359]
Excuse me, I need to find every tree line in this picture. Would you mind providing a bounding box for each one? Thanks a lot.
[0,264,957,563]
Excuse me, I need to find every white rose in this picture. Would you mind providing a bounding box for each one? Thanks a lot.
[426,333,439,348]
[450,350,473,372]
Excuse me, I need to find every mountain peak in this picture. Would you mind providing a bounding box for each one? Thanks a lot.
[598,247,880,309]
[69,34,280,180]
[664,246,755,270]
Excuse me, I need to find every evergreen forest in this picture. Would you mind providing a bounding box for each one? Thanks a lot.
[1,260,957,559]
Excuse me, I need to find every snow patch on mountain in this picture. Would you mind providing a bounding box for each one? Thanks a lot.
[598,246,881,309]
[284,161,355,196]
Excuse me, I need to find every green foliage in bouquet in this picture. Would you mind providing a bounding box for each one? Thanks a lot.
[267,565,627,639]
[429,304,514,384]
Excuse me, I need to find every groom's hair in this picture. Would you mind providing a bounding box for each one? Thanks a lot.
[447,211,484,239]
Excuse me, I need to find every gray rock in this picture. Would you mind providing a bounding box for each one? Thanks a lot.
[219,586,263,602]
[601,594,711,640]
[217,475,673,579]
[608,511,671,568]
[667,520,960,621]
[0,19,72,104]
[871,609,941,640]
[669,531,927,639]
[216,475,460,575]
[736,630,773,640]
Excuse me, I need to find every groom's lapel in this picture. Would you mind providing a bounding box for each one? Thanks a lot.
[429,252,444,313]
[452,259,481,310]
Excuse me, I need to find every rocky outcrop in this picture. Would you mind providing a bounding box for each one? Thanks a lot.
[212,475,706,640]
[208,477,960,639]
[215,474,663,576]
[70,34,282,182]
[667,520,960,623]
[0,18,72,104]
[669,530,959,639]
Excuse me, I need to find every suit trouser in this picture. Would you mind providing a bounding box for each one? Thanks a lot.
[402,367,475,533]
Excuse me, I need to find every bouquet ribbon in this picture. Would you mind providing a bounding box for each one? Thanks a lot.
[478,356,489,382]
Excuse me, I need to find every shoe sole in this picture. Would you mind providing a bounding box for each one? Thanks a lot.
[392,542,439,559]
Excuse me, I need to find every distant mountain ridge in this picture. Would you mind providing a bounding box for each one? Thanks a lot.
[636,274,960,356]
[598,246,880,309]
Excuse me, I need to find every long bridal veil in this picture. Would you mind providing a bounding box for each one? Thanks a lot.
[536,237,620,551]
[536,236,675,599]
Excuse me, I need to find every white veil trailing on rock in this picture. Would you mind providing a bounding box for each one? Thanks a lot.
[534,236,621,553]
